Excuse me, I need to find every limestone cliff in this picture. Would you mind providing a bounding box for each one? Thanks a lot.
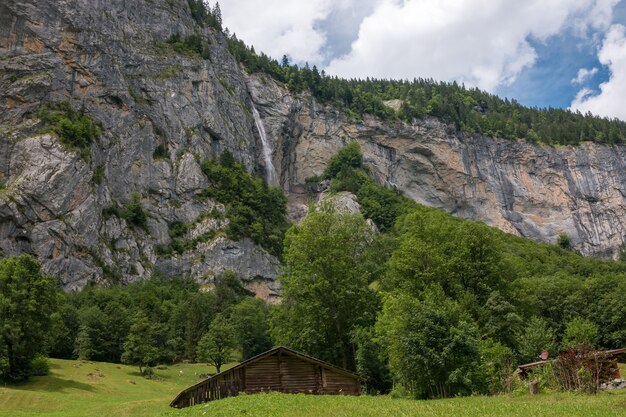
[0,0,280,295]
[1,0,625,294]
[247,75,626,259]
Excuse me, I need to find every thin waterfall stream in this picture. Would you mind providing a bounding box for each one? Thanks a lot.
[251,103,277,185]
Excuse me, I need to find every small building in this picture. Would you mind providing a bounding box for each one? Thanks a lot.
[517,347,626,380]
[170,346,365,409]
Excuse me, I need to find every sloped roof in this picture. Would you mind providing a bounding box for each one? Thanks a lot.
[170,346,365,406]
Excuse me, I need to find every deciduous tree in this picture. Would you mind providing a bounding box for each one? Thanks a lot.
[0,255,57,381]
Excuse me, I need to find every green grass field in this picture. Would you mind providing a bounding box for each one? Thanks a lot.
[0,358,215,417]
[164,390,626,417]
[1,359,625,417]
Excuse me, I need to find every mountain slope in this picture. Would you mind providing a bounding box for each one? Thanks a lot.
[2,0,626,292]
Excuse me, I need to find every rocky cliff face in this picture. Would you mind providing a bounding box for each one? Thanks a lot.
[1,1,625,294]
[0,0,280,295]
[247,75,626,258]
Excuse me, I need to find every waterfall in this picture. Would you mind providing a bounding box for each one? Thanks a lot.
[251,103,277,185]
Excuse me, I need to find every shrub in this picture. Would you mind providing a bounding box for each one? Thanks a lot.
[153,144,169,160]
[92,166,105,185]
[166,33,210,59]
[323,142,363,180]
[38,102,100,160]
[30,355,50,377]
[123,194,148,229]
[200,152,288,256]
[552,347,617,393]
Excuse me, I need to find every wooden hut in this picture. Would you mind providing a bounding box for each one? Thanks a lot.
[517,347,626,380]
[170,346,365,408]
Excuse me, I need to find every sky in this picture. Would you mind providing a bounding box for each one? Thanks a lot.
[219,0,626,120]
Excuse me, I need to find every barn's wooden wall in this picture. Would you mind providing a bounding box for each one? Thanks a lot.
[171,349,362,408]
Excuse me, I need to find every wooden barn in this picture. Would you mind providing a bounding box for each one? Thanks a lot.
[170,346,365,408]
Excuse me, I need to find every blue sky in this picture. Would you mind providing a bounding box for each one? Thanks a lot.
[497,1,626,108]
[221,0,626,120]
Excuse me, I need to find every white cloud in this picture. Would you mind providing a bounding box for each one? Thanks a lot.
[325,0,620,91]
[572,67,599,84]
[220,0,621,93]
[219,0,338,64]
[571,24,626,120]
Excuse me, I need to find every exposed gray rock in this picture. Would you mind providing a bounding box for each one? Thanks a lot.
[0,0,278,298]
[2,0,626,301]
[247,73,626,258]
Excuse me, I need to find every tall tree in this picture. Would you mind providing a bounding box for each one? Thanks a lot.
[230,298,272,360]
[515,316,557,363]
[121,313,160,374]
[561,317,598,350]
[270,208,377,370]
[377,285,483,398]
[196,313,236,373]
[0,255,57,381]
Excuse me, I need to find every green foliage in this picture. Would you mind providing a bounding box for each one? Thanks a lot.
[92,165,105,185]
[385,210,506,305]
[357,182,406,232]
[38,102,100,160]
[172,291,218,360]
[352,326,392,394]
[153,144,168,159]
[201,152,289,256]
[230,298,272,360]
[187,0,222,30]
[377,286,483,398]
[479,339,515,394]
[479,291,524,349]
[0,255,57,381]
[319,143,411,232]
[73,325,94,360]
[271,208,378,370]
[323,142,363,179]
[102,195,149,230]
[123,193,148,229]
[557,232,573,251]
[514,317,557,364]
[46,302,79,358]
[229,298,272,360]
[196,313,236,373]
[561,317,599,350]
[166,33,210,59]
[212,270,250,312]
[29,355,50,377]
[226,34,626,146]
[121,313,161,374]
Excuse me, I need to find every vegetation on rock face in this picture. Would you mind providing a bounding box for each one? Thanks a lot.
[166,33,210,59]
[201,151,289,257]
[123,193,149,229]
[224,37,626,146]
[187,0,222,30]
[37,102,100,160]
[101,194,149,230]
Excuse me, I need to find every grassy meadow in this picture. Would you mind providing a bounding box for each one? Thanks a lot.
[0,358,215,417]
[165,390,626,417]
[1,358,624,417]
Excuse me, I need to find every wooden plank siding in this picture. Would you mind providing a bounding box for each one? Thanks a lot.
[170,346,365,409]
